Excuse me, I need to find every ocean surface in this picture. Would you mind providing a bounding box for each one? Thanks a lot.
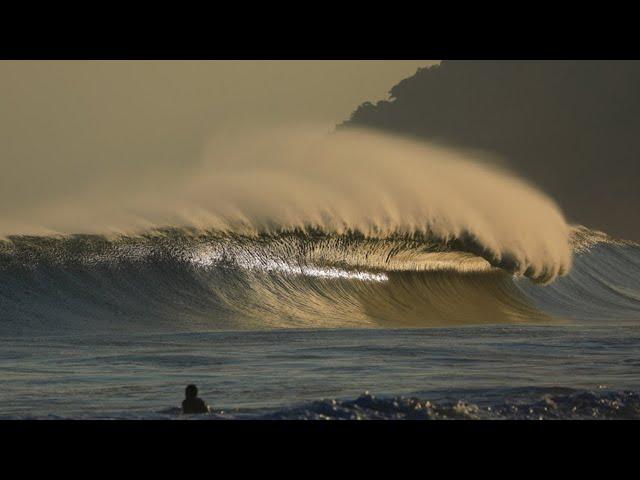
[1,226,639,419]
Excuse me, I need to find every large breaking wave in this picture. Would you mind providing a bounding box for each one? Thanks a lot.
[0,127,637,334]
[0,225,638,335]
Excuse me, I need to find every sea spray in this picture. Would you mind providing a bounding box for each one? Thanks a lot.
[0,126,572,283]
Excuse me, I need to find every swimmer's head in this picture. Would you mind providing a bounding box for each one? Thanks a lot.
[185,384,198,399]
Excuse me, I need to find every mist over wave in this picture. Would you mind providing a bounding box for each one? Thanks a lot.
[0,127,571,283]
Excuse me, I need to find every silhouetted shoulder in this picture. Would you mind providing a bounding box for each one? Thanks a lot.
[182,397,209,414]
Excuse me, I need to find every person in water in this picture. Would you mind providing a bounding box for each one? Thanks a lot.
[182,384,210,414]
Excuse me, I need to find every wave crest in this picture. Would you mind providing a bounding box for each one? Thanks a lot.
[0,127,573,283]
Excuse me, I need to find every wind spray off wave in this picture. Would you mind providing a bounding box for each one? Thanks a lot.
[1,127,572,280]
[0,127,593,334]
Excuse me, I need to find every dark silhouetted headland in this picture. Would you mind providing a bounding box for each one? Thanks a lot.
[340,60,640,240]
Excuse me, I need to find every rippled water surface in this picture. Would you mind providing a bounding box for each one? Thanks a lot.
[2,324,639,419]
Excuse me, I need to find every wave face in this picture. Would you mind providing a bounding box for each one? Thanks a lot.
[0,226,638,335]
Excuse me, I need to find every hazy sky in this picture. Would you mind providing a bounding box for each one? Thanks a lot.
[0,60,436,219]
